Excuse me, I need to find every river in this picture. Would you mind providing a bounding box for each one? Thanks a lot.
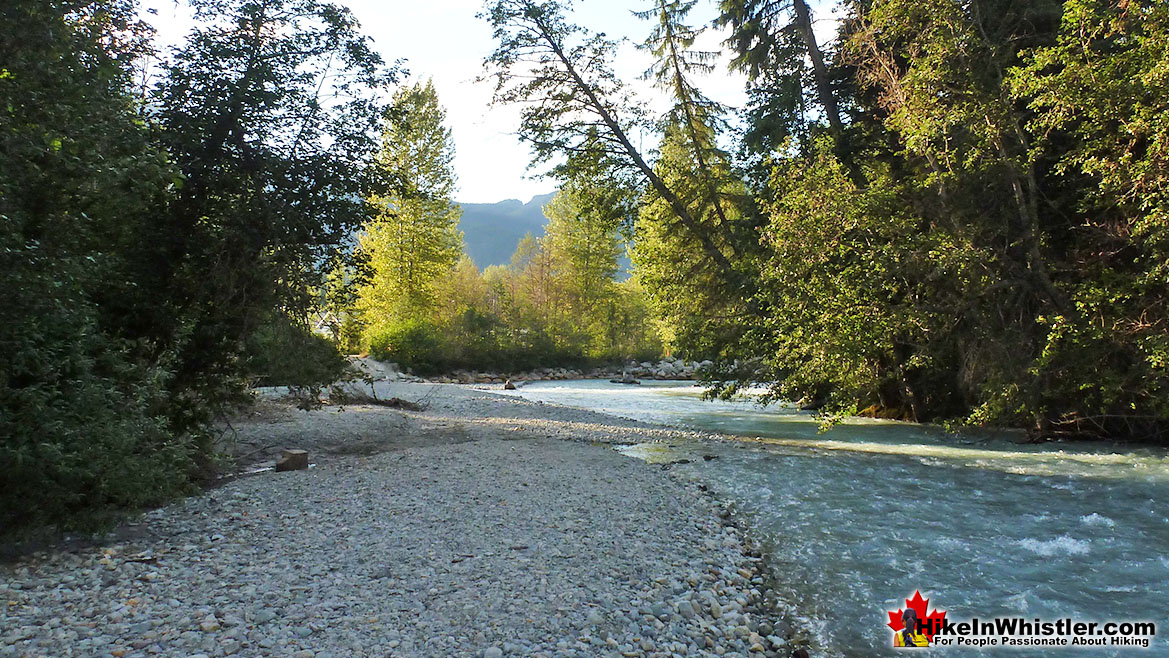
[502,379,1169,657]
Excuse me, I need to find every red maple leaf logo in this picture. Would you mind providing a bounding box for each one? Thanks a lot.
[887,590,947,641]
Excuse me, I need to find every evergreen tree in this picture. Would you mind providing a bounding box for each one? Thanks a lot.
[482,0,737,277]
[637,0,744,255]
[717,0,845,146]
[632,123,751,361]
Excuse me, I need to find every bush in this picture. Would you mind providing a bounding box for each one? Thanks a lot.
[0,0,197,535]
[244,314,348,387]
[0,282,197,534]
[367,318,446,374]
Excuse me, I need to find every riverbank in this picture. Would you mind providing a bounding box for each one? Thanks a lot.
[349,355,711,385]
[0,382,807,658]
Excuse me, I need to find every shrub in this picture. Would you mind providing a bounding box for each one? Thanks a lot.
[367,318,446,374]
[0,285,197,534]
[244,313,348,387]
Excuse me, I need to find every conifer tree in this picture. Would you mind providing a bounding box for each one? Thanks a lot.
[482,0,736,277]
[718,0,843,141]
[637,0,742,253]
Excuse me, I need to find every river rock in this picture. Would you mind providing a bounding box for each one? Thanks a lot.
[2,383,802,658]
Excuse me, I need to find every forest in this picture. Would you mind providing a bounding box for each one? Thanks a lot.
[2,0,1167,530]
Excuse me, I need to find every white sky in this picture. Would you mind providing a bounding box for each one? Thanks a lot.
[142,0,837,203]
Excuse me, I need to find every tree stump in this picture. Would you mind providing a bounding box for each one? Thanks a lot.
[275,449,309,472]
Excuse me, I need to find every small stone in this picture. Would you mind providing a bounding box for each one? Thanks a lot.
[677,601,696,619]
[484,648,503,658]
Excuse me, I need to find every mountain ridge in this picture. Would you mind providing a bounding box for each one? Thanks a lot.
[457,192,555,268]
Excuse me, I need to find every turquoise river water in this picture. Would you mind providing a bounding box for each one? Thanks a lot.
[502,380,1169,657]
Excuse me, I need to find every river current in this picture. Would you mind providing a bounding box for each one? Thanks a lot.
[502,379,1169,657]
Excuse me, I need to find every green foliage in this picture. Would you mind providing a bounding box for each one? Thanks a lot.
[476,0,1166,440]
[0,0,194,531]
[1,0,398,533]
[718,0,845,153]
[482,0,737,277]
[749,139,986,420]
[318,256,366,354]
[243,314,347,387]
[337,98,662,372]
[358,199,663,374]
[368,317,445,374]
[724,0,1168,439]
[357,80,463,337]
[632,122,753,359]
[1002,0,1169,439]
[142,0,397,432]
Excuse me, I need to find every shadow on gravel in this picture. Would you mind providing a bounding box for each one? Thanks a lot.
[218,396,475,472]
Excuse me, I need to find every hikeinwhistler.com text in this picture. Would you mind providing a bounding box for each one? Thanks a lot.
[920,617,1156,649]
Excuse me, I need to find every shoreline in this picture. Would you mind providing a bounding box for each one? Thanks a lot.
[1,381,811,658]
[345,355,710,386]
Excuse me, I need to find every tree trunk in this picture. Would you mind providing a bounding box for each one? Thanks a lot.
[791,0,843,139]
[530,13,737,280]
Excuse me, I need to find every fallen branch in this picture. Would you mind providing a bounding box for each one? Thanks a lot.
[365,397,424,411]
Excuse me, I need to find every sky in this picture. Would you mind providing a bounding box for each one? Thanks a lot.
[141,0,836,204]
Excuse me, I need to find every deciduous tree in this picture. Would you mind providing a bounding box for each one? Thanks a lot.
[357,80,463,334]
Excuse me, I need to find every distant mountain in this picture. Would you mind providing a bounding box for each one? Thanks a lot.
[457,192,632,277]
[458,193,556,269]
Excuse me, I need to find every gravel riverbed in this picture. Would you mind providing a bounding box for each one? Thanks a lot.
[2,383,803,658]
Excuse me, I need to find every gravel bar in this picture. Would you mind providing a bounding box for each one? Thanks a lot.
[1,383,800,658]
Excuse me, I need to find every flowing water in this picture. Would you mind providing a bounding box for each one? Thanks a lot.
[502,380,1169,656]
